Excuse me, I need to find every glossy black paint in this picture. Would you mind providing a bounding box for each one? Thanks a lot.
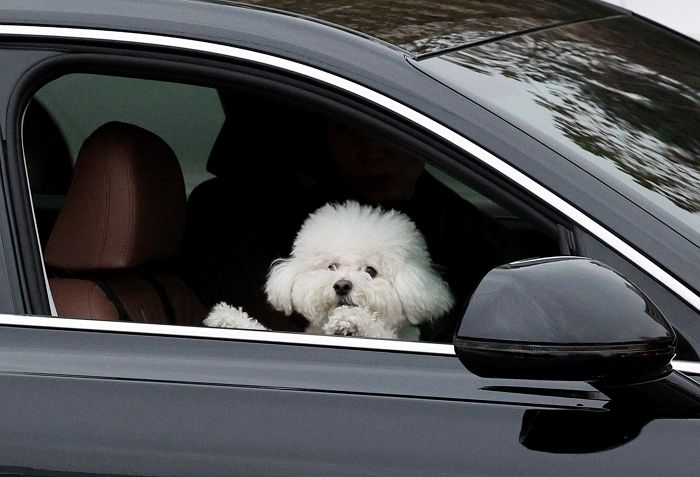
[0,324,699,476]
[459,257,672,344]
[235,0,616,55]
[418,17,700,247]
[517,370,700,454]
[519,408,652,454]
[0,325,598,474]
[599,369,700,416]
[455,257,676,381]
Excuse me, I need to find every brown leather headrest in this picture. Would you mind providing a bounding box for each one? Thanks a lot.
[45,122,186,271]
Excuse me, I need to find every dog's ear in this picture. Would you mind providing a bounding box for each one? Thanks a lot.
[394,261,454,325]
[265,259,296,315]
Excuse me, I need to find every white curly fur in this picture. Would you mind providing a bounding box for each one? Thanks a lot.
[204,303,267,330]
[323,305,397,339]
[204,201,454,340]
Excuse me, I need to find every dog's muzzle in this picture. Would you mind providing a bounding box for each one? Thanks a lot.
[333,279,355,306]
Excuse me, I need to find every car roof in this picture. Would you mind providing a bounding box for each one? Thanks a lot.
[0,1,623,61]
[214,0,620,56]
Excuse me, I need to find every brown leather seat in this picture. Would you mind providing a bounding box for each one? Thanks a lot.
[45,121,206,326]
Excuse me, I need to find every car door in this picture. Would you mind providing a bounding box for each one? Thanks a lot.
[0,27,699,477]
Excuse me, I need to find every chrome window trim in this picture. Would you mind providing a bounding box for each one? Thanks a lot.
[674,360,700,376]
[0,314,456,355]
[1,24,699,357]
[1,313,696,370]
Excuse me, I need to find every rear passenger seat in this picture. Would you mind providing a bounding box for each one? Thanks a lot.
[45,121,206,325]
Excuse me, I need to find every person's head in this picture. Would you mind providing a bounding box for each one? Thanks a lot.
[326,122,425,202]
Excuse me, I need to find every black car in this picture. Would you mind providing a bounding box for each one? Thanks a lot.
[0,0,699,475]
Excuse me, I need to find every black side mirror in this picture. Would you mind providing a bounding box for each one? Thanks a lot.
[454,257,676,383]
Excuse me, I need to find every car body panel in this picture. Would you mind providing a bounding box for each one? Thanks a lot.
[1,322,699,476]
[417,16,700,251]
[0,321,600,407]
[411,17,700,302]
[3,373,699,476]
[232,0,617,55]
[0,133,19,314]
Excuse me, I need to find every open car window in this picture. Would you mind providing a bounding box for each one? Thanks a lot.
[22,70,560,343]
[32,73,224,195]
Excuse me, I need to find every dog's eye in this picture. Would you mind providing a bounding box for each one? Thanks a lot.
[365,266,378,278]
[328,264,338,271]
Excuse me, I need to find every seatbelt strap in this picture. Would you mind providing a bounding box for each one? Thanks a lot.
[92,277,133,322]
[142,272,177,325]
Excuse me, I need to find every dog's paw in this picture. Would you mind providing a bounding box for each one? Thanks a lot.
[203,302,268,330]
[324,306,398,339]
[323,317,359,337]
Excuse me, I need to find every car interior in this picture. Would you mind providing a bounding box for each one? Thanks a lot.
[22,71,561,342]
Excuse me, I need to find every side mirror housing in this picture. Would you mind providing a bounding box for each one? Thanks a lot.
[454,257,675,383]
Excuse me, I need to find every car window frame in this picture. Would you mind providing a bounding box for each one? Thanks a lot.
[2,25,700,364]
[0,116,22,314]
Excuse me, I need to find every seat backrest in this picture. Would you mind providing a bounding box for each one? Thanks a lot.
[44,121,205,326]
[181,95,322,331]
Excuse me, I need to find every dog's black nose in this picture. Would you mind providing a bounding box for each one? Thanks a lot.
[333,279,353,296]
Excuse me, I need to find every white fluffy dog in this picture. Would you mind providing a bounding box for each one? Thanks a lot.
[203,201,454,340]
